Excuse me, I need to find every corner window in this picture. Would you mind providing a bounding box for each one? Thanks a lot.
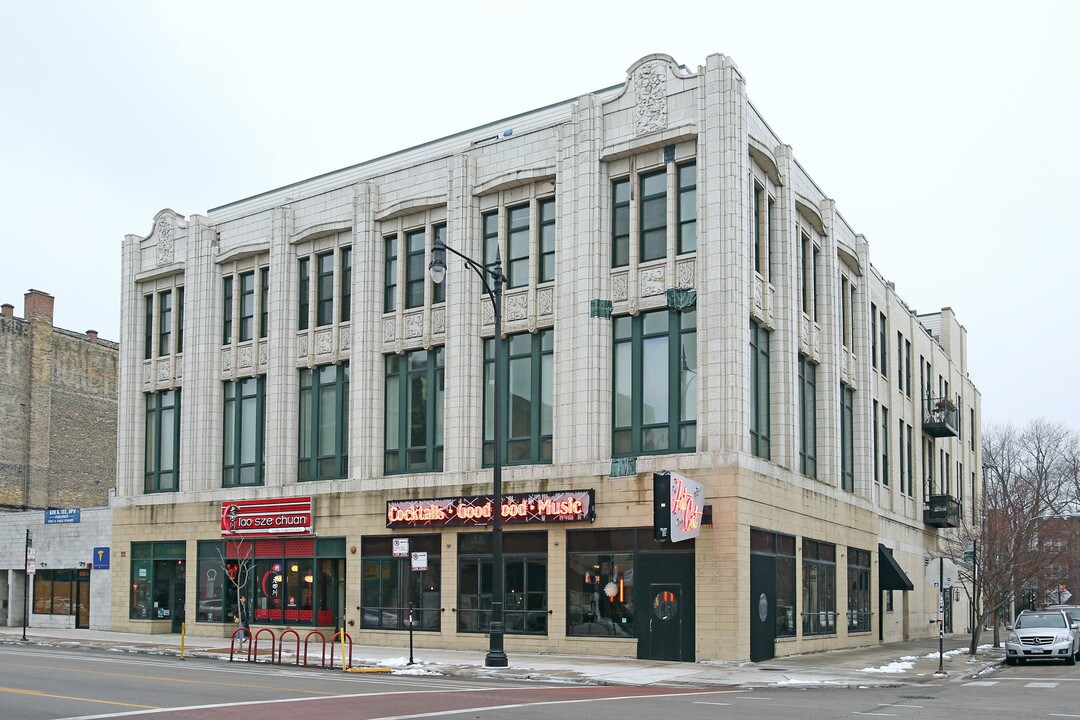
[613,309,696,457]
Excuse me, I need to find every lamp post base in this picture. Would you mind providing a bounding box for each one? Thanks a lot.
[484,651,509,668]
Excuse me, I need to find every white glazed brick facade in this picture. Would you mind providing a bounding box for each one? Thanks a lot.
[114,53,981,660]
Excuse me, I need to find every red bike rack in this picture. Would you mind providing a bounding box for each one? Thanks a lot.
[329,630,353,670]
[303,631,327,668]
[229,627,252,662]
[278,629,300,665]
[252,628,275,662]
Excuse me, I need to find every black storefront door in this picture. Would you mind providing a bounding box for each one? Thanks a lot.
[749,553,776,662]
[635,553,695,662]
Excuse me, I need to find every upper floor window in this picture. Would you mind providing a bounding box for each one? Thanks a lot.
[385,348,444,474]
[143,285,184,359]
[316,251,334,326]
[298,363,349,481]
[223,266,268,345]
[612,161,696,267]
[481,195,556,289]
[405,229,427,308]
[384,235,398,313]
[753,181,769,278]
[158,290,172,357]
[260,267,269,338]
[384,216,445,312]
[484,330,553,466]
[799,231,819,321]
[340,247,352,322]
[840,275,853,350]
[613,309,696,457]
[298,257,310,330]
[145,389,180,493]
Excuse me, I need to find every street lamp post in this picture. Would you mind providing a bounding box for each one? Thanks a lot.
[428,238,508,668]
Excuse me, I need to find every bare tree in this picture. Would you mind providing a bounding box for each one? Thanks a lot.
[218,538,254,627]
[946,420,1079,654]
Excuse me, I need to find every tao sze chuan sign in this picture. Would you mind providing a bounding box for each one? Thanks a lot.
[221,496,314,537]
[387,490,595,528]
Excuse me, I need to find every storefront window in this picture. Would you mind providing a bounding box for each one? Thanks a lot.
[195,537,344,626]
[458,532,547,635]
[567,553,634,637]
[802,538,836,636]
[847,547,871,633]
[33,570,74,615]
[361,535,441,631]
[129,541,186,621]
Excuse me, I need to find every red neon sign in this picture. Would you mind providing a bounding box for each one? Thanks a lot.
[670,474,704,538]
[221,497,314,537]
[386,490,595,528]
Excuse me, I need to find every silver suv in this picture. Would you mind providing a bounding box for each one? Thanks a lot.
[1006,609,1080,666]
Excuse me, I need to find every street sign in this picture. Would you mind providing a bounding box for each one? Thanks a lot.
[411,551,428,571]
[26,561,36,575]
[26,548,35,563]
[925,557,958,589]
[392,538,410,557]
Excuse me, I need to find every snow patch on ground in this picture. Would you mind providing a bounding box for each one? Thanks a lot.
[858,660,914,674]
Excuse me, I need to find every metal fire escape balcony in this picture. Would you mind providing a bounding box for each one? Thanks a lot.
[922,396,959,438]
[923,494,961,528]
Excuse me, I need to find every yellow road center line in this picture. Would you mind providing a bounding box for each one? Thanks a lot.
[0,685,158,709]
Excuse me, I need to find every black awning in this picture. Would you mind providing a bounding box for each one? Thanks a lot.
[879,543,915,591]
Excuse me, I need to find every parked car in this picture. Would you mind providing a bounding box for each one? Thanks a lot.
[198,599,223,622]
[1005,609,1080,666]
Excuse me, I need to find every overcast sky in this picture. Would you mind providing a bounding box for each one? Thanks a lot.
[1,1,1077,430]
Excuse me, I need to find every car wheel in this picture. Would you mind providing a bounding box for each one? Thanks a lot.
[1005,657,1017,666]
[1066,654,1076,666]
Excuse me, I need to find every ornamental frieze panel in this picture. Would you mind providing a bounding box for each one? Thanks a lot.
[640,267,666,297]
[404,313,423,339]
[238,345,254,369]
[157,359,172,381]
[634,60,668,136]
[505,293,528,322]
[298,334,309,358]
[538,288,553,316]
[676,259,695,289]
[259,340,268,367]
[383,318,396,343]
[339,329,350,352]
[143,362,153,386]
[315,329,333,355]
[612,273,629,302]
[222,348,233,372]
[432,308,445,334]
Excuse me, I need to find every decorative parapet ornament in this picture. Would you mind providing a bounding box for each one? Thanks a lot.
[634,60,668,136]
[147,209,185,266]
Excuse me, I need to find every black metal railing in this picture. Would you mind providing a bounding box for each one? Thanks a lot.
[922,396,959,438]
[923,494,961,528]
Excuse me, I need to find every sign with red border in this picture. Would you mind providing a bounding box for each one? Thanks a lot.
[221,497,314,537]
[386,490,595,529]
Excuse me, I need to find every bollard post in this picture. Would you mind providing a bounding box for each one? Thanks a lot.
[408,602,415,665]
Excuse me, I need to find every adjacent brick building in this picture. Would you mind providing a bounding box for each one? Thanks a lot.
[0,290,118,511]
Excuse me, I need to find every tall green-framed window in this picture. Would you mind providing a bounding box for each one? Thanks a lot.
[316,251,334,327]
[340,247,351,322]
[432,225,447,303]
[259,266,269,338]
[144,294,153,359]
[506,203,530,288]
[677,162,696,254]
[158,289,172,357]
[405,229,426,309]
[239,271,255,342]
[749,320,771,459]
[222,277,233,344]
[612,178,630,267]
[145,389,180,493]
[298,363,349,481]
[753,182,766,275]
[176,286,184,353]
[538,200,555,282]
[298,257,310,330]
[613,308,696,457]
[385,348,444,474]
[799,354,817,478]
[881,405,890,487]
[483,329,553,466]
[384,234,398,313]
[223,376,265,487]
[639,170,667,262]
[840,384,855,492]
[482,211,499,280]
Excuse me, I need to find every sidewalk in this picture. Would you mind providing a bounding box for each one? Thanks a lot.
[0,627,1003,689]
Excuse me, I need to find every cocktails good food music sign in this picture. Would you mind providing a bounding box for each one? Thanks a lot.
[386,490,595,528]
